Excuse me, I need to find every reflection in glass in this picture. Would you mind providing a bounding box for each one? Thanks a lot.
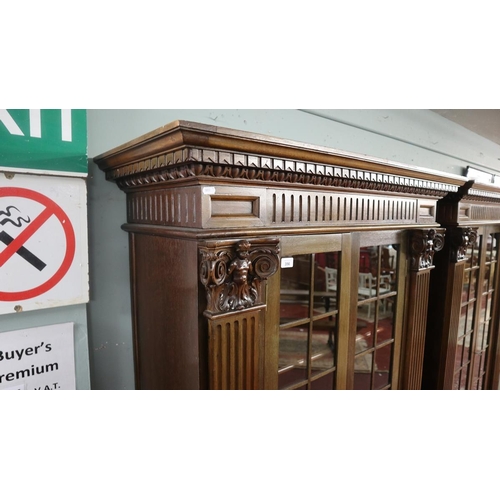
[486,234,493,259]
[315,252,340,317]
[459,306,467,334]
[354,352,373,390]
[279,251,340,390]
[455,339,464,372]
[453,369,461,390]
[359,247,377,275]
[377,300,394,345]
[465,243,473,263]
[374,343,392,389]
[466,303,475,333]
[471,353,482,390]
[461,333,472,367]
[462,270,470,302]
[476,353,484,381]
[310,372,335,390]
[280,255,311,325]
[473,237,481,265]
[356,305,374,353]
[278,326,308,389]
[478,294,485,323]
[489,261,496,289]
[310,320,335,375]
[353,244,398,390]
[475,322,486,352]
[460,365,469,389]
[492,234,499,258]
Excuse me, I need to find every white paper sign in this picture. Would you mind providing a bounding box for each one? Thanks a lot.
[0,323,76,390]
[0,173,89,315]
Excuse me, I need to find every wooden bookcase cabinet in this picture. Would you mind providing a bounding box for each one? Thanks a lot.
[423,181,500,390]
[94,120,467,390]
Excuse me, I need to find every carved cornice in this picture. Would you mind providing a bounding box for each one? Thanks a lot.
[94,120,466,198]
[448,227,478,263]
[442,179,500,204]
[463,190,500,203]
[410,229,445,271]
[199,238,280,317]
[109,151,460,198]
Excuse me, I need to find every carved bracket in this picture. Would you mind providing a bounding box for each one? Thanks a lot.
[410,229,445,271]
[449,227,477,263]
[199,238,280,317]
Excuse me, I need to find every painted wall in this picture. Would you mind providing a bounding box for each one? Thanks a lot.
[86,109,500,389]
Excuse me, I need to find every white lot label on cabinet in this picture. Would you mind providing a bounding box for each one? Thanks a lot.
[0,173,89,315]
[281,257,294,268]
[0,323,76,390]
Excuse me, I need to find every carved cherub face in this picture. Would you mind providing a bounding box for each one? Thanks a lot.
[236,240,251,258]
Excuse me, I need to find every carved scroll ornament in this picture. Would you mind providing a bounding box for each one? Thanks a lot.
[449,227,477,263]
[199,238,280,317]
[410,229,445,271]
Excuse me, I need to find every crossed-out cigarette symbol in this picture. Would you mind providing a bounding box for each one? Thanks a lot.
[0,206,46,271]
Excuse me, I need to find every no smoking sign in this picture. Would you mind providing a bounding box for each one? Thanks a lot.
[0,174,88,315]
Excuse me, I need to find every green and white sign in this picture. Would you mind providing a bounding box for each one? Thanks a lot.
[0,109,87,176]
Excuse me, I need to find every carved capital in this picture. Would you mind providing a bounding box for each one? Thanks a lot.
[410,229,445,271]
[449,227,477,263]
[199,238,280,317]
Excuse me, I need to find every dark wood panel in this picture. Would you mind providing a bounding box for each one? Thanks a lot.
[132,233,201,389]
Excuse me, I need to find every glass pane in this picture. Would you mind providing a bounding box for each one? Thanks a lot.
[381,244,398,276]
[374,343,393,389]
[455,339,465,371]
[470,269,478,298]
[466,303,475,333]
[476,322,487,352]
[471,353,483,390]
[358,282,377,321]
[313,252,339,317]
[378,274,394,296]
[461,333,472,366]
[460,365,469,389]
[356,305,374,353]
[479,351,487,378]
[280,255,311,325]
[489,260,496,289]
[465,241,474,264]
[381,292,396,319]
[278,326,308,389]
[485,234,492,261]
[462,270,471,302]
[311,320,335,374]
[360,246,378,275]
[354,353,373,390]
[492,234,499,260]
[377,300,394,344]
[473,236,481,267]
[480,294,490,323]
[310,371,335,390]
[459,305,467,334]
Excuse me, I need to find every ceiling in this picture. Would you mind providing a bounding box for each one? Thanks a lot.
[431,109,500,146]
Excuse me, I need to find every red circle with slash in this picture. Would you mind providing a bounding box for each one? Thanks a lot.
[0,187,76,301]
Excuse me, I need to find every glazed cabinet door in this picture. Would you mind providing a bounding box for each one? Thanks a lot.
[267,231,410,390]
[459,228,500,390]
